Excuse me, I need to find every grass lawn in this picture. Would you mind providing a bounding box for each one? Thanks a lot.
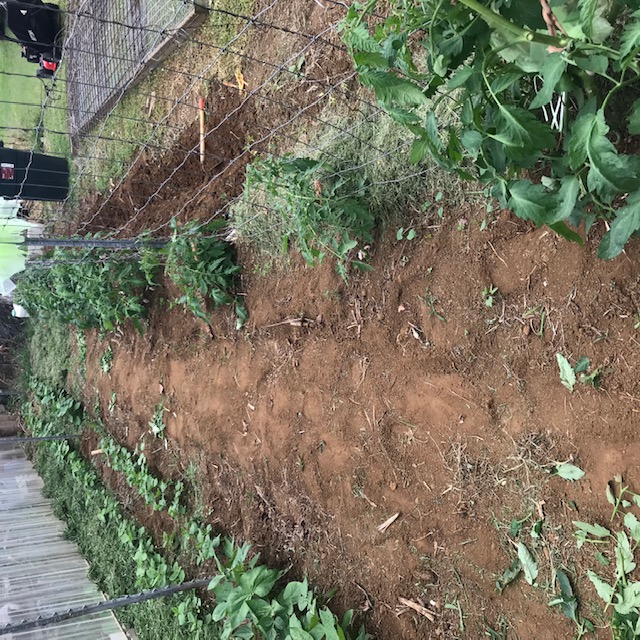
[0,40,43,147]
[0,35,70,156]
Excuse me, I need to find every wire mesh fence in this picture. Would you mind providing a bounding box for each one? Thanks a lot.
[0,0,457,280]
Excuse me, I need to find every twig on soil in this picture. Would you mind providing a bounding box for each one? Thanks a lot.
[262,316,318,329]
[377,512,400,533]
[487,240,508,268]
[397,597,436,622]
[353,582,373,612]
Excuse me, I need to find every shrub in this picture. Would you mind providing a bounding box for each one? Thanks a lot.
[232,155,375,280]
[164,219,247,328]
[15,249,148,333]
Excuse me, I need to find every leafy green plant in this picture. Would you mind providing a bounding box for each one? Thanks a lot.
[165,219,247,329]
[419,287,446,321]
[556,353,602,391]
[100,345,113,374]
[109,391,117,414]
[342,0,640,258]
[573,477,640,638]
[397,227,417,241]
[15,248,149,333]
[149,402,166,439]
[235,154,375,281]
[483,285,499,308]
[208,544,368,640]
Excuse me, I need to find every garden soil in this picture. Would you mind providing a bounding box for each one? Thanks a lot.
[73,1,640,638]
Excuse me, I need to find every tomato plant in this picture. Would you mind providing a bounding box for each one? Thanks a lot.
[342,0,640,257]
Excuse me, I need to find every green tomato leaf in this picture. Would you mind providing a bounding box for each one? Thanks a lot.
[554,463,585,481]
[518,542,538,585]
[620,11,640,61]
[598,190,640,260]
[568,107,597,171]
[491,71,524,95]
[624,512,640,543]
[549,221,584,246]
[448,66,474,89]
[353,51,390,69]
[507,180,556,226]
[351,260,374,272]
[554,570,579,623]
[492,105,555,151]
[290,629,315,640]
[616,582,640,616]
[556,353,576,392]
[574,521,610,538]
[576,111,640,202]
[410,136,430,165]
[575,356,590,373]
[359,70,428,107]
[573,54,609,75]
[546,176,580,224]
[530,54,566,109]
[578,0,613,43]
[629,99,640,136]
[496,560,521,593]
[616,531,637,579]
[461,130,483,155]
[587,570,614,602]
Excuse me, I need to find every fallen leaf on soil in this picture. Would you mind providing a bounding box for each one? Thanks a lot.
[397,597,436,622]
[235,69,246,93]
[377,512,400,533]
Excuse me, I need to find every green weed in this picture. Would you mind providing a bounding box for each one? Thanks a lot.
[149,402,166,439]
[482,285,499,308]
[99,345,113,374]
[556,354,602,392]
[109,391,117,414]
[419,287,446,322]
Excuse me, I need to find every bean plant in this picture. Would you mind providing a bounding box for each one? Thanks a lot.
[342,0,640,258]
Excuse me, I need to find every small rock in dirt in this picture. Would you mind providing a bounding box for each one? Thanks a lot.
[389,481,397,491]
[414,568,438,585]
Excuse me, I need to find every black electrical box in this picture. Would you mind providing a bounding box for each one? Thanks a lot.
[0,145,69,201]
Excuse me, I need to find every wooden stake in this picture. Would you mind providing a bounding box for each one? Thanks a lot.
[199,97,205,165]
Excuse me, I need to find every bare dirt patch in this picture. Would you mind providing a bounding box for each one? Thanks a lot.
[77,209,640,638]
